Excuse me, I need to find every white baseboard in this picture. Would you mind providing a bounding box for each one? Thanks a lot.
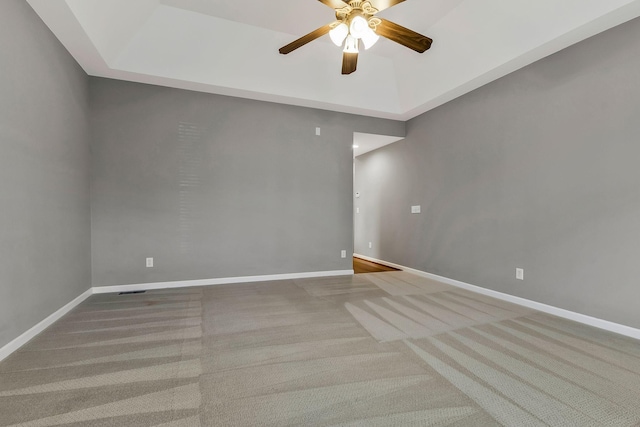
[354,254,640,341]
[92,269,354,294]
[0,288,93,362]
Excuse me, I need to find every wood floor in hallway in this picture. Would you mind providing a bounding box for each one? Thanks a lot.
[353,256,400,274]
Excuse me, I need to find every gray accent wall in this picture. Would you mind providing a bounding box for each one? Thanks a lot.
[90,78,404,286]
[0,0,91,348]
[355,16,640,329]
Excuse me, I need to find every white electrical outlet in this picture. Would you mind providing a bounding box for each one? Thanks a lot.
[516,268,524,280]
[146,257,154,268]
[315,127,321,136]
[368,242,372,249]
[411,205,421,214]
[341,250,347,258]
[356,207,360,214]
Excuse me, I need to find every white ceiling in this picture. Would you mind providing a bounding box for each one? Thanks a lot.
[27,0,640,121]
[353,133,404,158]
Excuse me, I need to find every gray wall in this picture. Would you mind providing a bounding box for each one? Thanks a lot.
[355,16,640,329]
[0,0,91,348]
[90,78,404,286]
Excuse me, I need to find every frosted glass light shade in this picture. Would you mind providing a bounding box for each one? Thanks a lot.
[361,27,379,49]
[349,15,368,39]
[343,35,359,53]
[329,23,348,46]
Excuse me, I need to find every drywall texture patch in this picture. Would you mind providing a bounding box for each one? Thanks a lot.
[90,78,404,286]
[0,0,91,348]
[354,16,640,329]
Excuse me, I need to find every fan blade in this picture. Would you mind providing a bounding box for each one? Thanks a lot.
[279,24,333,55]
[342,52,358,75]
[376,18,432,53]
[318,0,350,9]
[368,0,406,12]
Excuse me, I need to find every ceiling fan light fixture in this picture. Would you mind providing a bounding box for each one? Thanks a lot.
[278,0,432,75]
[349,14,369,39]
[361,27,379,50]
[343,34,359,53]
[329,22,348,47]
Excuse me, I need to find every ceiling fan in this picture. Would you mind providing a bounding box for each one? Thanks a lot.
[279,0,432,75]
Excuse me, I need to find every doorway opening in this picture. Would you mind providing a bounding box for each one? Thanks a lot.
[352,132,404,274]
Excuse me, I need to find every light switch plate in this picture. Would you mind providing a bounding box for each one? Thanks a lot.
[411,205,421,214]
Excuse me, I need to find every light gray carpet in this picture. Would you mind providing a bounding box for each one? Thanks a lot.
[1,271,640,426]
